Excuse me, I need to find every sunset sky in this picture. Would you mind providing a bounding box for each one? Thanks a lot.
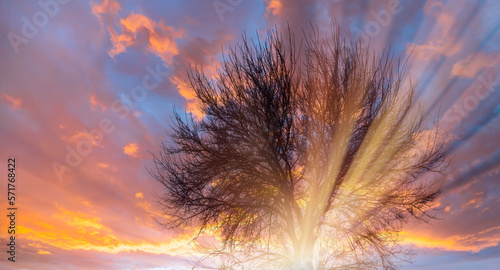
[1,0,500,269]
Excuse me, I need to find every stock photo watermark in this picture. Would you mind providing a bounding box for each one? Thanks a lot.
[7,0,73,54]
[351,0,403,48]
[6,158,17,262]
[51,64,168,182]
[213,0,243,22]
[443,73,500,124]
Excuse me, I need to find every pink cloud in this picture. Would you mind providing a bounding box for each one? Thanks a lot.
[90,93,107,111]
[1,93,22,109]
[409,1,463,60]
[91,0,121,20]
[452,52,500,78]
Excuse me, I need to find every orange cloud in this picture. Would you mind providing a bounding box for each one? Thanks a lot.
[2,93,22,109]
[91,1,183,62]
[123,143,138,157]
[18,208,198,257]
[266,0,283,16]
[400,231,458,251]
[104,12,183,63]
[28,243,43,249]
[108,27,134,56]
[56,208,105,230]
[452,52,500,78]
[64,131,102,146]
[461,196,483,209]
[171,76,204,119]
[401,226,500,252]
[90,93,107,111]
[135,192,143,199]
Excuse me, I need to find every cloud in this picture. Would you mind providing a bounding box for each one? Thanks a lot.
[91,1,183,63]
[452,52,500,78]
[403,179,500,255]
[409,1,463,60]
[1,0,500,269]
[114,13,183,62]
[167,34,234,119]
[444,148,500,192]
[18,207,198,257]
[411,39,462,61]
[1,93,22,109]
[263,0,321,40]
[402,226,500,253]
[266,0,283,16]
[90,93,107,111]
[123,143,138,157]
[170,76,204,119]
[91,0,121,21]
[97,163,110,168]
[461,197,482,209]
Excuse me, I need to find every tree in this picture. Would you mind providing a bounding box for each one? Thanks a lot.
[150,26,446,270]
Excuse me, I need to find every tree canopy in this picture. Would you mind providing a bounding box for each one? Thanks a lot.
[150,26,446,270]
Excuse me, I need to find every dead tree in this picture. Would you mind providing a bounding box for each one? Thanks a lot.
[150,26,446,270]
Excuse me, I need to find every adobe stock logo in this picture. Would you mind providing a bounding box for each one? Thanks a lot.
[351,0,403,48]
[7,0,72,54]
[442,73,500,124]
[213,0,243,21]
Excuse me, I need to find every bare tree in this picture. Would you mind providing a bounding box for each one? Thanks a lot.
[150,26,446,270]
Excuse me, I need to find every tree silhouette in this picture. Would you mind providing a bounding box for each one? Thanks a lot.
[150,26,446,270]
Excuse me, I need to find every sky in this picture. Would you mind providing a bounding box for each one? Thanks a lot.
[0,0,500,269]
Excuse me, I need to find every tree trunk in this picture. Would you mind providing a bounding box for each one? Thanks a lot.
[290,233,315,270]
